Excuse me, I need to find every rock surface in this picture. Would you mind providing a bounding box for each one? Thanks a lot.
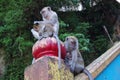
[24,56,74,80]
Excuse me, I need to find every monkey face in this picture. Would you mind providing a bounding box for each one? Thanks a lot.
[33,25,40,32]
[40,7,51,18]
[65,36,78,51]
[66,36,76,46]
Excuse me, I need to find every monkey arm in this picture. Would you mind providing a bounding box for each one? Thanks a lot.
[43,14,58,25]
[50,14,58,24]
[71,50,78,63]
[70,50,78,72]
[43,20,56,26]
[35,20,55,27]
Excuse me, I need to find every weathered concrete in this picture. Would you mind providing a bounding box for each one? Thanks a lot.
[24,56,74,80]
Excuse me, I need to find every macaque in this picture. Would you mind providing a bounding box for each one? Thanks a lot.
[38,23,55,39]
[31,6,59,40]
[64,36,94,80]
[40,6,59,35]
[31,23,41,40]
[32,23,61,69]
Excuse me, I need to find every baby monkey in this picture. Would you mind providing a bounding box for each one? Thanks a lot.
[38,23,55,39]
[31,23,54,39]
[64,36,94,80]
[31,23,41,40]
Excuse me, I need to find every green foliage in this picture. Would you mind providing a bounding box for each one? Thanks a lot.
[0,0,33,80]
[60,33,90,51]
[92,35,108,54]
[75,22,90,35]
[59,20,91,52]
[59,12,91,36]
[59,20,69,33]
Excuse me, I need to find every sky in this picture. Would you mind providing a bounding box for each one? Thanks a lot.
[116,0,120,3]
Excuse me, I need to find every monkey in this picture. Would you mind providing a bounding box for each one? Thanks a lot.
[31,6,59,40]
[64,36,94,80]
[31,22,53,40]
[31,22,55,40]
[32,23,62,69]
[38,23,55,39]
[40,6,59,35]
[31,23,41,40]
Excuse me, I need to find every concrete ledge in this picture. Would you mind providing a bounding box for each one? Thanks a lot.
[75,42,120,80]
[24,56,74,80]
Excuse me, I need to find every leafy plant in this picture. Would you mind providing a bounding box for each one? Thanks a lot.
[92,35,109,54]
[60,33,90,52]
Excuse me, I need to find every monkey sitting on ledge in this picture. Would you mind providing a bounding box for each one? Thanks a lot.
[64,36,94,80]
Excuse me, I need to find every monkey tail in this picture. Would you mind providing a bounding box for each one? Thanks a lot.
[83,68,94,80]
[54,34,61,69]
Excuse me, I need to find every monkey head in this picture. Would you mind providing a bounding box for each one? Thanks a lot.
[40,6,51,19]
[64,36,79,52]
[33,23,40,32]
[33,22,45,32]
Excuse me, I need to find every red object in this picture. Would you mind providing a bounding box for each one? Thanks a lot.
[32,37,66,60]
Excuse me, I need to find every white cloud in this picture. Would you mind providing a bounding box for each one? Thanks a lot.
[116,0,120,3]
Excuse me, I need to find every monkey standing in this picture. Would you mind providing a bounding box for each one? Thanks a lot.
[40,7,61,69]
[40,7,61,68]
[64,36,94,80]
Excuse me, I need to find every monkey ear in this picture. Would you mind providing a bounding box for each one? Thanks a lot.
[47,6,51,11]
